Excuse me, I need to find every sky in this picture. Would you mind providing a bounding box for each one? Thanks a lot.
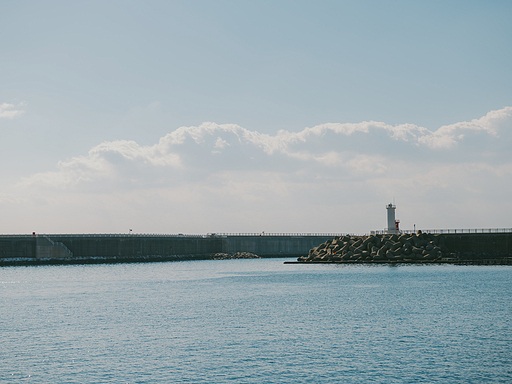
[1,0,511,235]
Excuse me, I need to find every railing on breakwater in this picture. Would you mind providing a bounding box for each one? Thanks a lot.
[2,229,511,239]
[213,232,347,237]
[2,230,512,262]
[370,228,512,235]
[423,228,512,234]
[0,232,348,238]
[0,233,207,238]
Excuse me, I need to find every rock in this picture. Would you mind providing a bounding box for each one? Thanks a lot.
[402,246,412,256]
[352,238,363,248]
[213,252,260,260]
[362,237,373,247]
[341,243,350,253]
[354,245,366,254]
[385,241,401,251]
[332,244,342,253]
[299,232,451,263]
[398,234,410,244]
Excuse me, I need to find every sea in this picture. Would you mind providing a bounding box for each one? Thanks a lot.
[1,259,511,383]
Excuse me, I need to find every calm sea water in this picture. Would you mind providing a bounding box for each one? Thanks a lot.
[1,259,511,383]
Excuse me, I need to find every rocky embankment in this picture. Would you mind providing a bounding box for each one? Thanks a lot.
[212,252,260,260]
[298,231,453,263]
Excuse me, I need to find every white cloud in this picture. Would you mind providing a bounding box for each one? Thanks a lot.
[0,102,26,119]
[213,136,229,152]
[3,107,512,233]
[418,106,512,149]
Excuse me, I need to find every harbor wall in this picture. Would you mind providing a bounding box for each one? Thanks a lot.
[222,235,340,256]
[0,233,338,264]
[297,231,512,264]
[1,232,511,265]
[49,234,224,258]
[0,236,36,258]
[443,232,512,255]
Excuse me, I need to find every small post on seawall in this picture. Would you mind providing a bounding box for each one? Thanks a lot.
[386,203,398,234]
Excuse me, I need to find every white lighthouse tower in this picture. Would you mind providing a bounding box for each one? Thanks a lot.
[386,203,399,234]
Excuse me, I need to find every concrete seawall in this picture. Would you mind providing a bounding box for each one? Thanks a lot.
[295,232,512,265]
[1,232,511,266]
[221,234,341,257]
[443,233,512,255]
[0,236,36,258]
[0,233,341,265]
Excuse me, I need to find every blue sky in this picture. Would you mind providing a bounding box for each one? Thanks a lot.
[1,1,511,234]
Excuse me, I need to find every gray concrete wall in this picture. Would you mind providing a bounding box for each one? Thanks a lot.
[0,236,36,258]
[36,236,73,258]
[1,232,511,262]
[222,235,339,256]
[0,234,338,259]
[443,233,512,254]
[49,235,224,258]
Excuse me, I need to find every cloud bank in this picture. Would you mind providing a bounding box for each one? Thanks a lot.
[3,107,512,234]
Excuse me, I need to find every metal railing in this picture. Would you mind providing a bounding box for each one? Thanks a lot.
[213,232,347,237]
[0,233,207,238]
[0,234,37,238]
[370,228,512,235]
[0,232,348,238]
[1,229,511,238]
[420,228,512,234]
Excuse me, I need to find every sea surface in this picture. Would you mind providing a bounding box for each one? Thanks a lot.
[1,259,511,383]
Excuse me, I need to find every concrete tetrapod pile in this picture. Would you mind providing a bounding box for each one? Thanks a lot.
[298,231,453,263]
[213,252,260,260]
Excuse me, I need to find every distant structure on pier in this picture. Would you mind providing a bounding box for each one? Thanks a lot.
[386,203,400,234]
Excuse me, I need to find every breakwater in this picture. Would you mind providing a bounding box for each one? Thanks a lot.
[0,233,341,266]
[1,231,511,266]
[296,231,512,265]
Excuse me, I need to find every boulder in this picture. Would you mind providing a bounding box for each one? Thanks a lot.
[300,232,450,263]
[352,238,363,248]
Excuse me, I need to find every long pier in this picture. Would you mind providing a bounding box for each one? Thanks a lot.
[1,231,511,266]
[0,233,342,265]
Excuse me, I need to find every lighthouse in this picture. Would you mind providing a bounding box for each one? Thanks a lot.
[386,203,399,234]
